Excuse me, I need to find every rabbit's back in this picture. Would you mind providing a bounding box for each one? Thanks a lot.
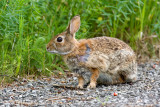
[86,36,134,55]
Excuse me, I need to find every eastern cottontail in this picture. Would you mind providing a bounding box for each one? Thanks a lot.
[47,15,137,89]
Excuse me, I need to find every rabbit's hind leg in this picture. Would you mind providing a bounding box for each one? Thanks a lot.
[125,70,137,83]
[120,62,137,83]
[125,73,137,83]
[126,62,137,83]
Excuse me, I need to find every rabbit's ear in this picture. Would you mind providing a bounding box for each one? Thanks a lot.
[68,15,80,35]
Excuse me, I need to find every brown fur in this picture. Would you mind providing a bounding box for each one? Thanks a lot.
[47,15,137,89]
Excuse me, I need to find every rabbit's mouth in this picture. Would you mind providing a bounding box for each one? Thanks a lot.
[48,50,72,55]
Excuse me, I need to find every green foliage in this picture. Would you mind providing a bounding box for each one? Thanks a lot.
[0,0,160,80]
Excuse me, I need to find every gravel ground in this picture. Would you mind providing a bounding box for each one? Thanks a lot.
[0,61,160,107]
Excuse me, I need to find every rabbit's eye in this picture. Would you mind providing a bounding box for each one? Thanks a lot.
[57,37,63,42]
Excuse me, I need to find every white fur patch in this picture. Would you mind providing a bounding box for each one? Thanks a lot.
[48,50,72,55]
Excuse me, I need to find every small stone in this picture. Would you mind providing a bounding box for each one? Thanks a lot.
[37,80,44,85]
[4,103,10,106]
[100,92,106,97]
[32,82,37,86]
[76,91,84,95]
[27,82,33,88]
[73,77,77,80]
[22,78,28,82]
[128,92,136,96]
[44,82,48,85]
[19,95,22,98]
[0,103,3,106]
[153,65,156,69]
[31,90,37,93]
[3,97,9,101]
[2,89,7,93]
[50,87,55,93]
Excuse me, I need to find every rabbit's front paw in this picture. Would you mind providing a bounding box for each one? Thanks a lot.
[87,82,96,89]
[77,84,83,89]
[77,76,84,89]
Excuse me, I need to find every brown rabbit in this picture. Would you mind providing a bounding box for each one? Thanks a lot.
[47,15,137,89]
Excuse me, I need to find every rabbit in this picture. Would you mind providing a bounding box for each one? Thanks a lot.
[46,15,137,89]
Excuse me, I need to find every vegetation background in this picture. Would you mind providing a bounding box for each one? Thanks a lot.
[0,0,160,82]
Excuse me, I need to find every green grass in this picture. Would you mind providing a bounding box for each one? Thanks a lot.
[0,0,160,81]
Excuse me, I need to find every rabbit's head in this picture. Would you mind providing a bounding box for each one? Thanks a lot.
[46,15,80,55]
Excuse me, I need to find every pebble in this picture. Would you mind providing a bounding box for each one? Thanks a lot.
[27,82,33,88]
[100,92,106,97]
[0,62,160,106]
[76,91,84,95]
